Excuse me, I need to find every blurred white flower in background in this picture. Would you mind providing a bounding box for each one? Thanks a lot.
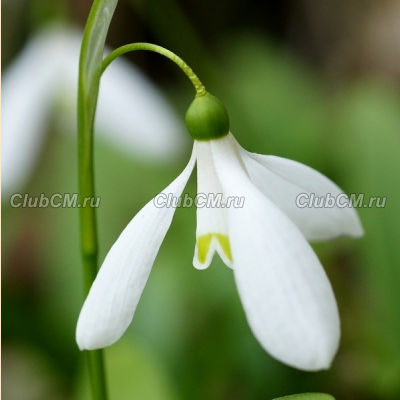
[2,24,187,196]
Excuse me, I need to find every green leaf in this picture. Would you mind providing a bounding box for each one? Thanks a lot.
[273,393,334,400]
[77,0,120,291]
[79,0,118,119]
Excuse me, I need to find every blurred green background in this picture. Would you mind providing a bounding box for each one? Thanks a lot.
[2,0,400,399]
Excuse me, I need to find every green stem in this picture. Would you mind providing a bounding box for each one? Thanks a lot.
[78,80,109,399]
[101,43,206,96]
[78,76,107,400]
[86,350,107,400]
[78,0,118,399]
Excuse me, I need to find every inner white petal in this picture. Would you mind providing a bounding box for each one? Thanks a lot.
[193,141,232,269]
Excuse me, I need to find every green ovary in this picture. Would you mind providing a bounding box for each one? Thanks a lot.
[197,233,232,264]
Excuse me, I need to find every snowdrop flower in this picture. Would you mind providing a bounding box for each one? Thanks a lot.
[2,25,186,196]
[76,92,363,371]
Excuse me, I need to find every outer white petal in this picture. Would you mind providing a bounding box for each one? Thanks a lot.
[76,147,196,350]
[239,149,364,241]
[1,27,64,196]
[193,141,231,269]
[211,134,340,371]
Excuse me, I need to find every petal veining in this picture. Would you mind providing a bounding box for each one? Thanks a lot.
[76,147,196,350]
[211,134,340,371]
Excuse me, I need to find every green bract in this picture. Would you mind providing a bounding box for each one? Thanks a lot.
[185,92,230,140]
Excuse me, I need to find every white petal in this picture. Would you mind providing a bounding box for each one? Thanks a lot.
[1,27,65,196]
[211,134,340,371]
[193,141,232,269]
[76,147,196,350]
[240,149,364,241]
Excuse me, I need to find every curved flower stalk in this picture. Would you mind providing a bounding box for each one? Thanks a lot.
[2,25,186,197]
[77,88,363,371]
